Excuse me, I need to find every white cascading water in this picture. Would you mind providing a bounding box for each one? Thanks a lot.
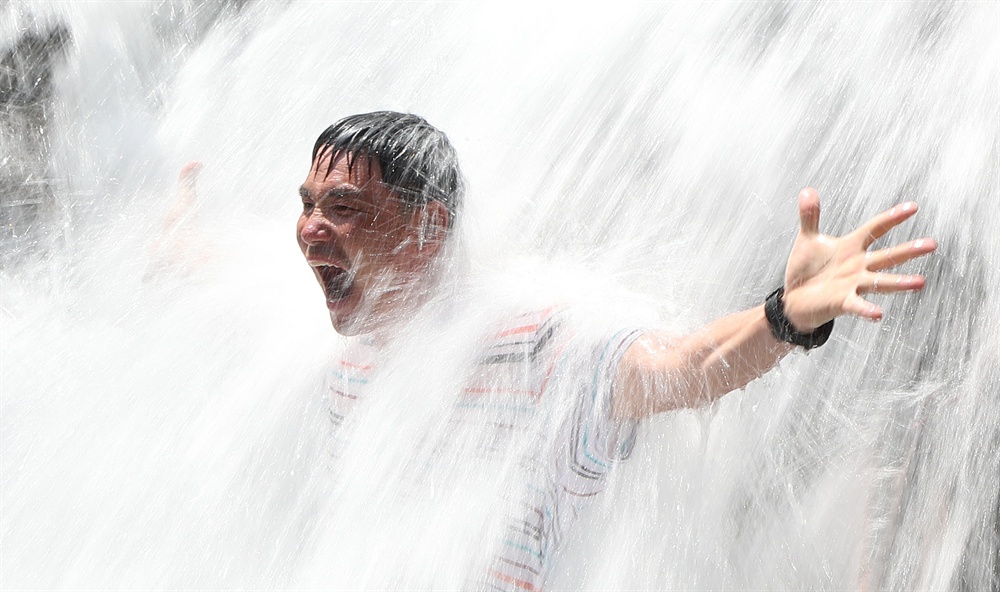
[2,2,998,589]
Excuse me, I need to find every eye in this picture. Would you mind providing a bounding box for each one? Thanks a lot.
[330,204,363,219]
[301,199,315,214]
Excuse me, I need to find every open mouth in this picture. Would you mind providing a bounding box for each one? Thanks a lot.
[316,265,354,302]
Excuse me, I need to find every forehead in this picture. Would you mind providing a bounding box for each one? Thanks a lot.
[305,147,384,190]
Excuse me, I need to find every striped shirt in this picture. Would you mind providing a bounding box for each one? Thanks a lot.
[326,307,642,591]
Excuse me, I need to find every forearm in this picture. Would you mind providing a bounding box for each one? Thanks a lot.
[613,305,793,419]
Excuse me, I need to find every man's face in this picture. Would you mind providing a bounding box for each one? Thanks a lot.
[298,149,427,336]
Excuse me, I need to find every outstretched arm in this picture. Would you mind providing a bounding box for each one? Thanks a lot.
[613,188,936,420]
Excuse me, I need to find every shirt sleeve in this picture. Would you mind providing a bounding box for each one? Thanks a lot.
[535,324,643,566]
[564,327,644,488]
[482,312,643,590]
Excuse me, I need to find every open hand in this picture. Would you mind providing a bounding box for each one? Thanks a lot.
[781,188,936,332]
[178,160,203,192]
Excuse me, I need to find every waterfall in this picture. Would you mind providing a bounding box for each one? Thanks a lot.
[3,1,997,589]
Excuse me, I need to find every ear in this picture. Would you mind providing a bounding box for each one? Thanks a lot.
[415,200,449,257]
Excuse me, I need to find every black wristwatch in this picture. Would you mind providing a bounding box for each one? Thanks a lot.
[764,287,834,350]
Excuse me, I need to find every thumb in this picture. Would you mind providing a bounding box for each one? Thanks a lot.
[798,187,821,236]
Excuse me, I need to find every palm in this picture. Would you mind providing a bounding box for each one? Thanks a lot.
[780,188,936,332]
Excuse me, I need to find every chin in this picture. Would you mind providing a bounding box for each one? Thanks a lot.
[329,305,385,337]
[329,312,362,337]
[326,290,408,338]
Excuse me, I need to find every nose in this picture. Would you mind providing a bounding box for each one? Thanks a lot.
[299,210,334,246]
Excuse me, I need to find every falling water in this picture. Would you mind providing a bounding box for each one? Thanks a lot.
[2,1,998,589]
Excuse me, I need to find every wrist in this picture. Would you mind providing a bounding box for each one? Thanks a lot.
[764,287,833,350]
[778,287,816,332]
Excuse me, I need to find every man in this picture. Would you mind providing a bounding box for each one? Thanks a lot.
[298,111,936,590]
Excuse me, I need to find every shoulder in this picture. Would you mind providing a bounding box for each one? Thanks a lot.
[478,305,569,366]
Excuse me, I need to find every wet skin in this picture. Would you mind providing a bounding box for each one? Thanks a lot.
[297,149,432,336]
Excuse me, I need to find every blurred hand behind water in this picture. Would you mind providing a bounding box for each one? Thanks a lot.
[145,161,211,281]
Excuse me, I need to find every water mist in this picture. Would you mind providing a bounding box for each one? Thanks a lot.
[2,2,998,589]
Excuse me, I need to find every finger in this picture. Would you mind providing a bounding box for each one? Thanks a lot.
[854,201,918,248]
[844,293,883,321]
[865,237,937,271]
[179,161,203,191]
[179,161,203,178]
[860,272,927,294]
[798,187,821,236]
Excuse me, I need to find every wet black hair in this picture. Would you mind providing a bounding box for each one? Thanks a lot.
[312,111,464,228]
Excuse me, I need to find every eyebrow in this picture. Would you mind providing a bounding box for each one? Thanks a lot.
[298,186,364,200]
